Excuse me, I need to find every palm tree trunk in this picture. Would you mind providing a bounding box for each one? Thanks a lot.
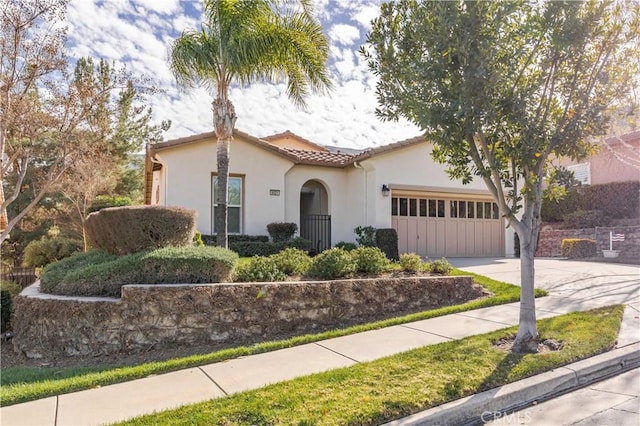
[212,97,237,249]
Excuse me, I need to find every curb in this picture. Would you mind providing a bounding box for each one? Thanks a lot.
[384,342,640,426]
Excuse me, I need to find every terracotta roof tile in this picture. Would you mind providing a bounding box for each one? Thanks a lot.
[283,148,355,166]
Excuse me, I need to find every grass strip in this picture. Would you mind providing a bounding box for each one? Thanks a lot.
[0,269,546,406]
[119,305,624,426]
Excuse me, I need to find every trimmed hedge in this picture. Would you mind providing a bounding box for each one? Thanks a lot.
[46,246,238,298]
[376,228,399,261]
[267,222,298,242]
[542,181,640,223]
[202,235,269,245]
[40,250,118,293]
[561,238,597,259]
[228,238,311,257]
[22,237,82,268]
[234,256,286,282]
[85,206,197,255]
[562,210,611,229]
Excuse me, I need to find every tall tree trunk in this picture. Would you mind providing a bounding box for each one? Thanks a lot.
[212,97,237,249]
[513,227,539,352]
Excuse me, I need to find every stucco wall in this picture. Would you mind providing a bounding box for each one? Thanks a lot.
[156,136,293,235]
[13,276,485,359]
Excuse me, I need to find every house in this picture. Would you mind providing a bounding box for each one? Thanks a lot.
[559,130,640,185]
[145,129,515,257]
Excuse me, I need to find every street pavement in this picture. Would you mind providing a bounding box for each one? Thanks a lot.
[1,258,639,425]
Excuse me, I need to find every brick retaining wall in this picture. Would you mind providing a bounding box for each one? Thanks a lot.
[12,276,485,359]
[536,225,640,258]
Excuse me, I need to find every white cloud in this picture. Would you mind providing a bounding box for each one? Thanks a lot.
[62,1,420,150]
[328,23,360,46]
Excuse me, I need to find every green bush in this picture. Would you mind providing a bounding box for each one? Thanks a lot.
[376,228,399,261]
[562,210,611,229]
[85,205,197,255]
[306,248,356,280]
[229,238,311,257]
[561,239,597,259]
[270,248,312,276]
[234,256,286,282]
[202,235,270,245]
[49,246,238,298]
[351,246,390,274]
[86,195,132,214]
[267,222,298,242]
[1,280,21,333]
[427,258,453,275]
[40,250,118,293]
[193,231,204,246]
[334,241,357,251]
[354,226,377,247]
[399,253,423,272]
[22,236,83,267]
[542,181,640,223]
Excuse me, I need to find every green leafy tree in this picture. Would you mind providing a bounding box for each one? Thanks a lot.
[169,0,331,248]
[363,0,639,352]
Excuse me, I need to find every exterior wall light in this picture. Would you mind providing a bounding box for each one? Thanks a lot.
[381,184,390,197]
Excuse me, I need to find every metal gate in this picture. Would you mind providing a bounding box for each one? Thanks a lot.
[301,214,331,254]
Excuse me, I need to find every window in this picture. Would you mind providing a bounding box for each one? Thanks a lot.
[484,202,492,219]
[212,176,243,234]
[467,201,474,218]
[458,200,466,218]
[476,201,484,219]
[450,200,458,218]
[392,197,398,216]
[409,198,417,216]
[492,202,499,219]
[399,198,408,216]
[419,199,427,217]
[437,200,445,217]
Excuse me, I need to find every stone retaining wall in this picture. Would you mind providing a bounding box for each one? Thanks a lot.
[536,225,640,258]
[12,276,485,359]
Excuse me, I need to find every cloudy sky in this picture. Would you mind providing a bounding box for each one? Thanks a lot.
[64,0,422,150]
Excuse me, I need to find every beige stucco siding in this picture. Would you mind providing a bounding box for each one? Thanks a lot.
[155,135,294,236]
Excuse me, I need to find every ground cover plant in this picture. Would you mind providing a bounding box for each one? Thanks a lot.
[40,246,238,297]
[117,305,623,425]
[0,270,547,406]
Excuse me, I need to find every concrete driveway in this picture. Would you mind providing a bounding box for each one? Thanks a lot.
[448,257,640,307]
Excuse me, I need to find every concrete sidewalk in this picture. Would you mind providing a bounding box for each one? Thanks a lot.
[2,259,639,425]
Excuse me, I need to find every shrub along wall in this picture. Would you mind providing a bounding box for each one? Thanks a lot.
[12,276,486,359]
[536,225,640,258]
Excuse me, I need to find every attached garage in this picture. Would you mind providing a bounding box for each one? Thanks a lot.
[391,190,505,257]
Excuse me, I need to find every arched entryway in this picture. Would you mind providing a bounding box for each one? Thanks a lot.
[300,180,331,253]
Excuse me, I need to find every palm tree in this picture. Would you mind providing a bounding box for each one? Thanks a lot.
[169,0,331,248]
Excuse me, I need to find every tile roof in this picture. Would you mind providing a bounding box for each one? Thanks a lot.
[282,148,355,166]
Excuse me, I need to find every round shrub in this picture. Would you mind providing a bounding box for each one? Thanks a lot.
[306,248,356,280]
[85,205,197,255]
[427,257,453,275]
[22,237,82,267]
[270,248,312,276]
[399,253,423,272]
[561,238,597,259]
[334,241,357,251]
[234,256,286,282]
[49,246,238,298]
[351,246,390,274]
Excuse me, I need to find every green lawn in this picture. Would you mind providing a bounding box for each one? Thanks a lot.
[0,268,546,406]
[118,305,623,425]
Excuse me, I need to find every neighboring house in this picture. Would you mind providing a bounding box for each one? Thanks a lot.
[560,130,640,185]
[145,129,515,257]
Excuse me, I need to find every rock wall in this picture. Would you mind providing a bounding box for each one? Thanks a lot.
[536,225,640,258]
[12,276,485,359]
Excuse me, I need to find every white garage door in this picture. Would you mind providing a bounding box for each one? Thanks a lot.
[391,192,505,257]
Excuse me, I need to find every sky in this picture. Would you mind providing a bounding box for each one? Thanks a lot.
[63,0,422,150]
